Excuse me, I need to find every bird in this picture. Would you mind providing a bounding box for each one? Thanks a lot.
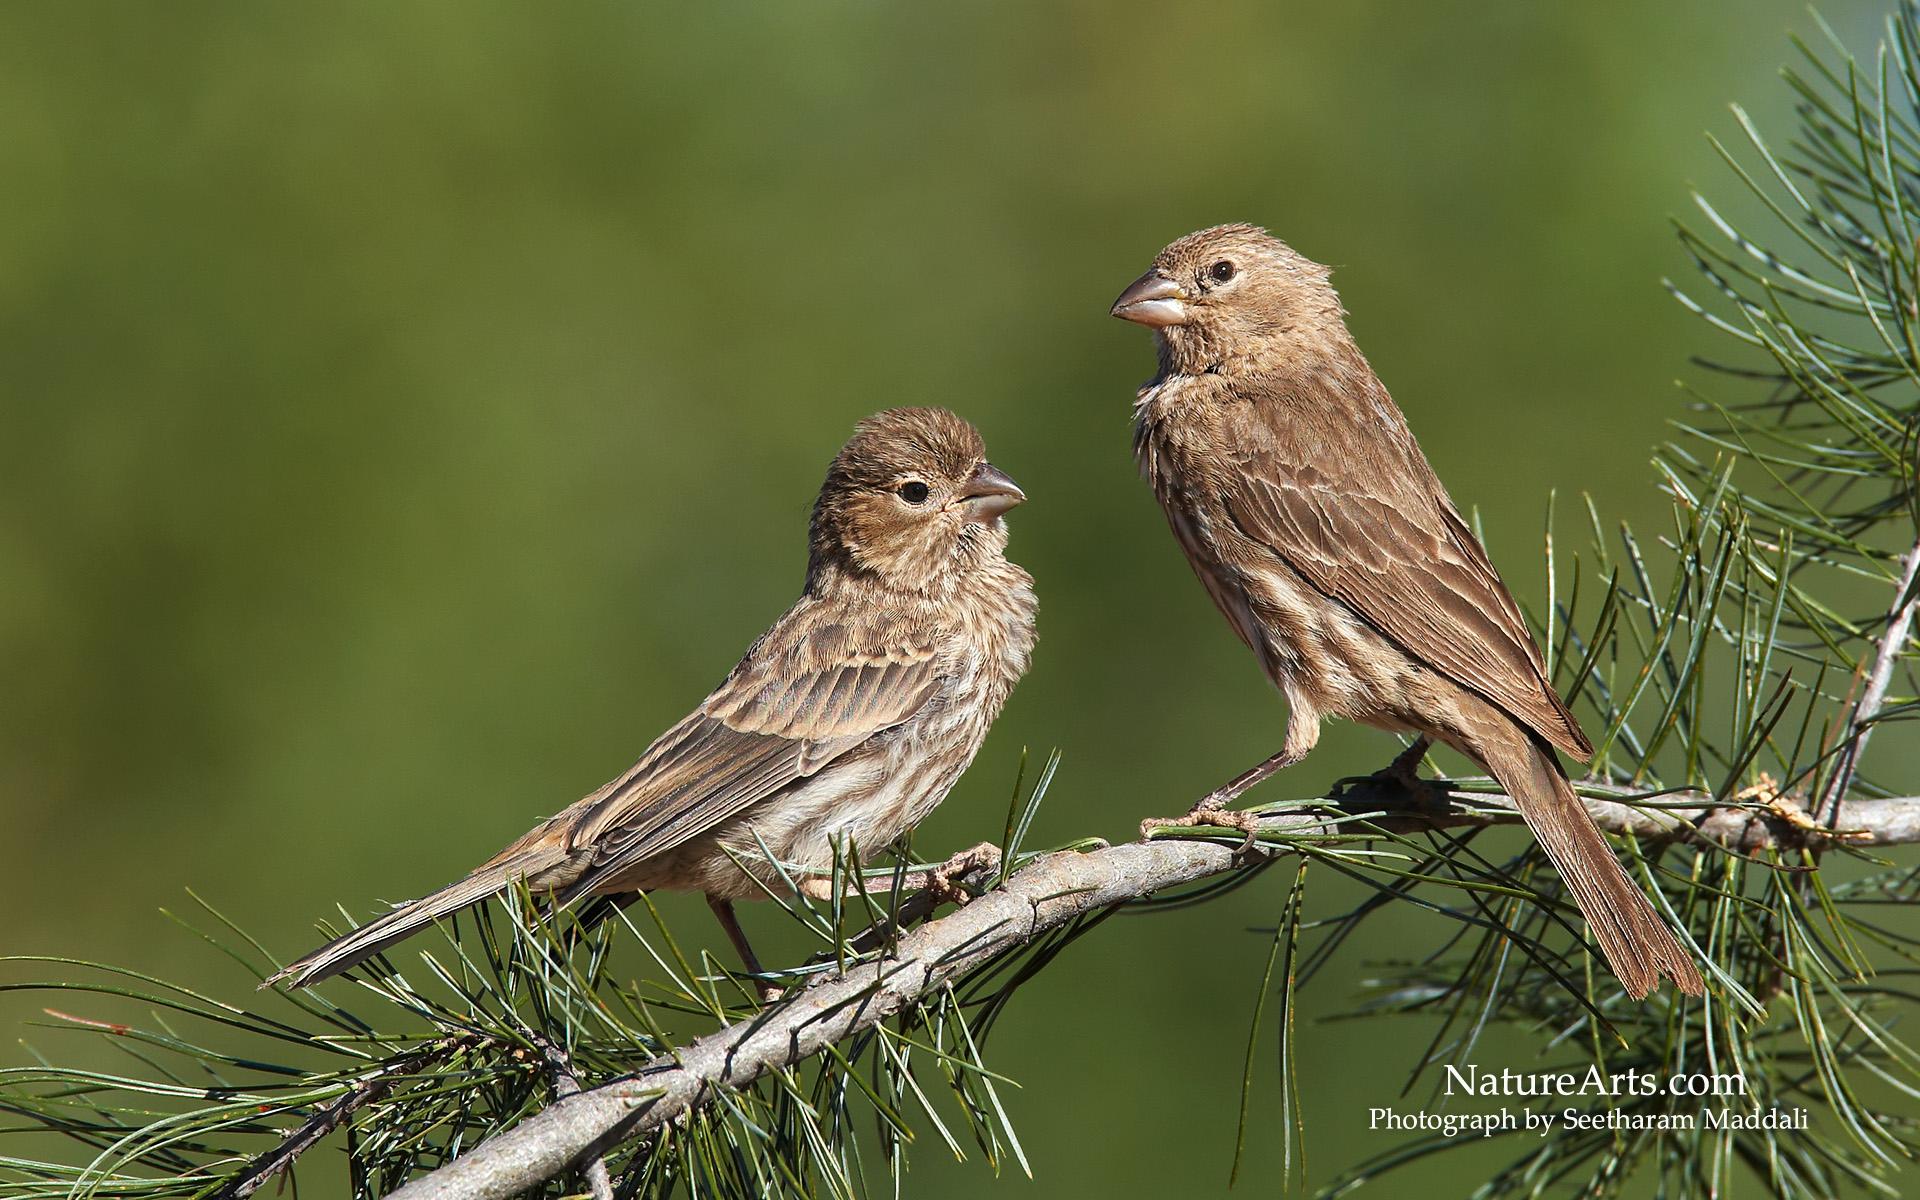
[1110,224,1702,998]
[268,407,1037,993]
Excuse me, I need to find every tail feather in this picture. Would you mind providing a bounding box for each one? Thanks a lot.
[264,860,543,990]
[1479,732,1704,998]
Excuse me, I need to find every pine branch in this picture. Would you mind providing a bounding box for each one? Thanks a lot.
[381,786,1920,1200]
[210,1039,468,1200]
[1819,534,1920,819]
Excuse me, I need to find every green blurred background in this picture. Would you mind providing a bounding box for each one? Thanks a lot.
[0,2,1890,1195]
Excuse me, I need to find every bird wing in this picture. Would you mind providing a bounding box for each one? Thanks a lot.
[516,600,944,894]
[1216,397,1592,760]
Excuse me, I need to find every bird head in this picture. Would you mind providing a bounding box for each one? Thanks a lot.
[1110,224,1343,375]
[809,407,1025,592]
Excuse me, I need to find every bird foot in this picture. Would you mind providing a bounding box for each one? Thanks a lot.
[1140,800,1264,854]
[1380,738,1431,788]
[1331,744,1452,817]
[796,875,840,902]
[926,841,1002,906]
[795,841,1002,908]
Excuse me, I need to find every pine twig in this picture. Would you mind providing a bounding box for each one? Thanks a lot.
[211,1040,465,1200]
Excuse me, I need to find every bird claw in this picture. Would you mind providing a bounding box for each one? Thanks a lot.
[1140,801,1265,854]
[795,841,1003,910]
[927,842,1002,906]
[796,876,838,902]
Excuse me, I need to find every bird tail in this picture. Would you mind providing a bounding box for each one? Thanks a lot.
[263,854,555,990]
[1474,729,1704,999]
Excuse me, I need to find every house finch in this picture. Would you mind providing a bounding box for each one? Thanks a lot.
[1111,225,1701,998]
[269,407,1036,992]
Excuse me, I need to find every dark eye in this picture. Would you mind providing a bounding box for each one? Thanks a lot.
[897,480,931,504]
[1210,260,1236,284]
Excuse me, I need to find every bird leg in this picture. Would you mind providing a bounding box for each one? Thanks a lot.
[1143,709,1321,846]
[705,895,783,1003]
[1140,747,1307,849]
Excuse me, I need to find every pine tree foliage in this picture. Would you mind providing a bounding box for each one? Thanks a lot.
[5,8,1920,1199]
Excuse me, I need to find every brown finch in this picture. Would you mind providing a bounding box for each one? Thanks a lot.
[1111,225,1701,998]
[270,407,1036,990]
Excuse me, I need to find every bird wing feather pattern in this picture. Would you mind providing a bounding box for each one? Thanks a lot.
[1216,394,1592,761]
[538,604,944,896]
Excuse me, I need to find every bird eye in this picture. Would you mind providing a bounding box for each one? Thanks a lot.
[1210,260,1236,283]
[897,480,931,504]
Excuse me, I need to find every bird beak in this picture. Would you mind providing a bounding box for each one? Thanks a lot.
[957,461,1025,523]
[1110,270,1191,327]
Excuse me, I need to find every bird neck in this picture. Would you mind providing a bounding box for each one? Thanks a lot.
[1155,313,1358,382]
[805,539,1029,626]
[804,553,959,605]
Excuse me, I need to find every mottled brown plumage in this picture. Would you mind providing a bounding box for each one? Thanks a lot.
[1112,225,1701,998]
[270,408,1036,989]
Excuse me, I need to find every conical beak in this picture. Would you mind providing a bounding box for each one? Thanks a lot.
[958,461,1025,523]
[1110,270,1190,327]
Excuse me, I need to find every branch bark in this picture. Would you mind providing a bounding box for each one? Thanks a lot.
[532,1034,613,1200]
[382,787,1920,1200]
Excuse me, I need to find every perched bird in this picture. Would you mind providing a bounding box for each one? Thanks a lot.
[269,407,1036,991]
[1111,225,1701,998]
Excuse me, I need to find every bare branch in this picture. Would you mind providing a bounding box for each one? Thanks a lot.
[382,787,1920,1200]
[1820,535,1920,820]
[212,1041,464,1200]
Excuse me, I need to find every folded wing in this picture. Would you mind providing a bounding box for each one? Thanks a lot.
[1218,403,1591,761]
[537,606,945,895]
